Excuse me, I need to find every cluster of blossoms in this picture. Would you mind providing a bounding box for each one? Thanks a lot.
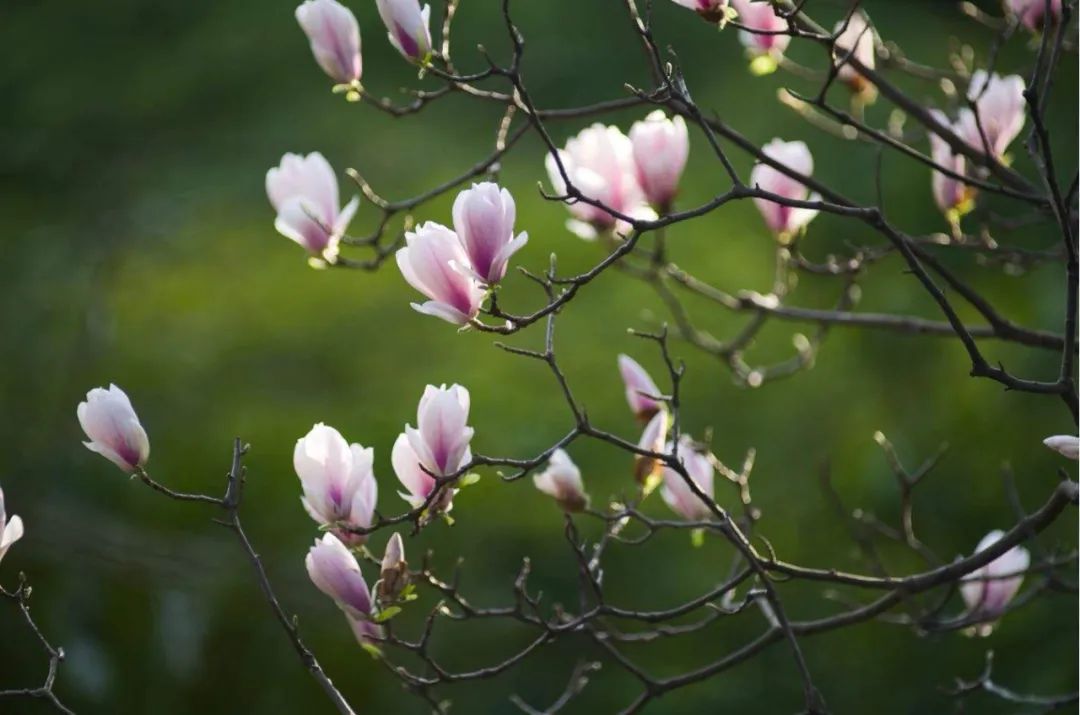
[546,111,688,239]
[396,182,528,325]
[42,0,1073,676]
[291,383,475,641]
[928,71,1027,223]
[296,0,432,86]
[671,0,1032,235]
[68,383,478,645]
[674,0,1060,41]
[618,355,715,520]
[66,374,1079,647]
[265,0,438,267]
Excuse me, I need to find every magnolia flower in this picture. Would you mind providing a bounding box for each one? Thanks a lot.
[1043,435,1079,460]
[660,437,716,521]
[634,410,670,488]
[266,152,359,265]
[729,0,791,59]
[832,10,876,94]
[960,530,1030,625]
[305,533,381,644]
[928,110,975,217]
[396,222,486,325]
[77,384,150,473]
[533,449,589,512]
[294,424,377,544]
[749,139,820,239]
[0,487,24,566]
[545,124,655,240]
[295,0,362,85]
[392,384,474,510]
[1006,0,1063,32]
[452,183,528,285]
[957,71,1026,159]
[618,354,663,422]
[377,532,409,603]
[375,0,432,63]
[670,0,730,22]
[629,111,690,209]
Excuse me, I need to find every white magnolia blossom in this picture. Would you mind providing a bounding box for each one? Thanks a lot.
[533,449,588,512]
[77,384,150,473]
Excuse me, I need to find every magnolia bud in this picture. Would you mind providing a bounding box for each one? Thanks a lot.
[1043,435,1079,460]
[928,110,975,218]
[77,384,150,473]
[629,111,689,209]
[377,532,409,603]
[295,0,362,85]
[960,530,1030,628]
[750,139,820,241]
[306,533,382,644]
[375,0,432,63]
[618,354,663,423]
[452,182,528,285]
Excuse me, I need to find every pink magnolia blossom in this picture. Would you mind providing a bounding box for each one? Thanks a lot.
[618,354,663,422]
[1043,435,1079,460]
[670,0,730,22]
[660,437,716,521]
[750,139,820,238]
[959,530,1030,623]
[545,124,656,240]
[533,449,589,512]
[305,533,381,644]
[629,111,690,208]
[266,152,359,265]
[452,183,528,285]
[392,384,474,510]
[1006,0,1063,32]
[957,71,1026,159]
[77,384,150,473]
[729,0,791,57]
[294,423,378,545]
[833,10,876,94]
[0,487,24,566]
[375,0,432,62]
[928,110,975,216]
[295,0,362,85]
[396,222,486,325]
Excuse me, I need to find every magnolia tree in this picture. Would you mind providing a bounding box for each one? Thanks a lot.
[3,0,1079,713]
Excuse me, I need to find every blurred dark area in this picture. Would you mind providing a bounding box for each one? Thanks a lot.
[0,0,1076,712]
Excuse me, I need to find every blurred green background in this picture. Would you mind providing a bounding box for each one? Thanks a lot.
[1,0,1076,712]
